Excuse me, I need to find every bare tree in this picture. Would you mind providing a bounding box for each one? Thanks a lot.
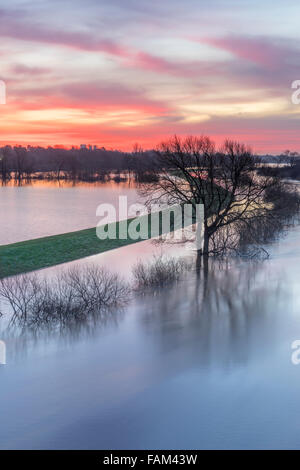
[139,135,296,260]
[132,255,192,290]
[13,146,28,182]
[0,150,10,181]
[51,150,66,180]
[0,264,129,326]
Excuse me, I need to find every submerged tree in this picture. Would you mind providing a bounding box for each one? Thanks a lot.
[139,135,299,260]
[0,264,129,326]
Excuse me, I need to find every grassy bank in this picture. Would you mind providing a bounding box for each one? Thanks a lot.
[0,210,191,278]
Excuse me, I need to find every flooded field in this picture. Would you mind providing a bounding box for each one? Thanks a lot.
[0,180,139,245]
[1,225,300,449]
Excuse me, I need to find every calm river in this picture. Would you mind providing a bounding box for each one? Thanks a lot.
[0,180,139,245]
[1,182,300,449]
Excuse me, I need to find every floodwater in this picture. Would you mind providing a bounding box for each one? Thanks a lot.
[0,180,139,245]
[1,224,300,449]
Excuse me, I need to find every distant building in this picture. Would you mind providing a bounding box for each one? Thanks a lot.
[80,144,99,151]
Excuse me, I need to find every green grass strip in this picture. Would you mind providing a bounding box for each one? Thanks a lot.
[0,208,196,278]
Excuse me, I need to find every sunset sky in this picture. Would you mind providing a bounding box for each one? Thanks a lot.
[1,0,300,152]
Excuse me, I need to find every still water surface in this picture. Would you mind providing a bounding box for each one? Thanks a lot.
[1,226,300,449]
[0,180,139,245]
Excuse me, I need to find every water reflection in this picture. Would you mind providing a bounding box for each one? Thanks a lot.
[0,179,139,245]
[0,263,128,360]
[137,259,285,370]
[0,256,287,367]
[0,306,124,362]
[0,228,300,449]
[1,177,138,189]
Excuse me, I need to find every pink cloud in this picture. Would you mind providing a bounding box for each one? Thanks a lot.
[0,13,231,78]
[199,35,292,68]
[11,64,52,76]
[9,81,172,116]
[0,12,131,58]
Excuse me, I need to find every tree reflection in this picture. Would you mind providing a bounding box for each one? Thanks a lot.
[0,264,128,358]
[137,259,285,369]
[0,305,125,360]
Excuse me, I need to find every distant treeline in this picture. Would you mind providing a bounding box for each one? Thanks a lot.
[256,150,300,179]
[258,157,300,180]
[1,144,300,184]
[0,144,158,183]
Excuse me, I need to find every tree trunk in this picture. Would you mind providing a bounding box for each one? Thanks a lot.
[203,230,209,256]
[196,228,210,271]
[196,249,202,273]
